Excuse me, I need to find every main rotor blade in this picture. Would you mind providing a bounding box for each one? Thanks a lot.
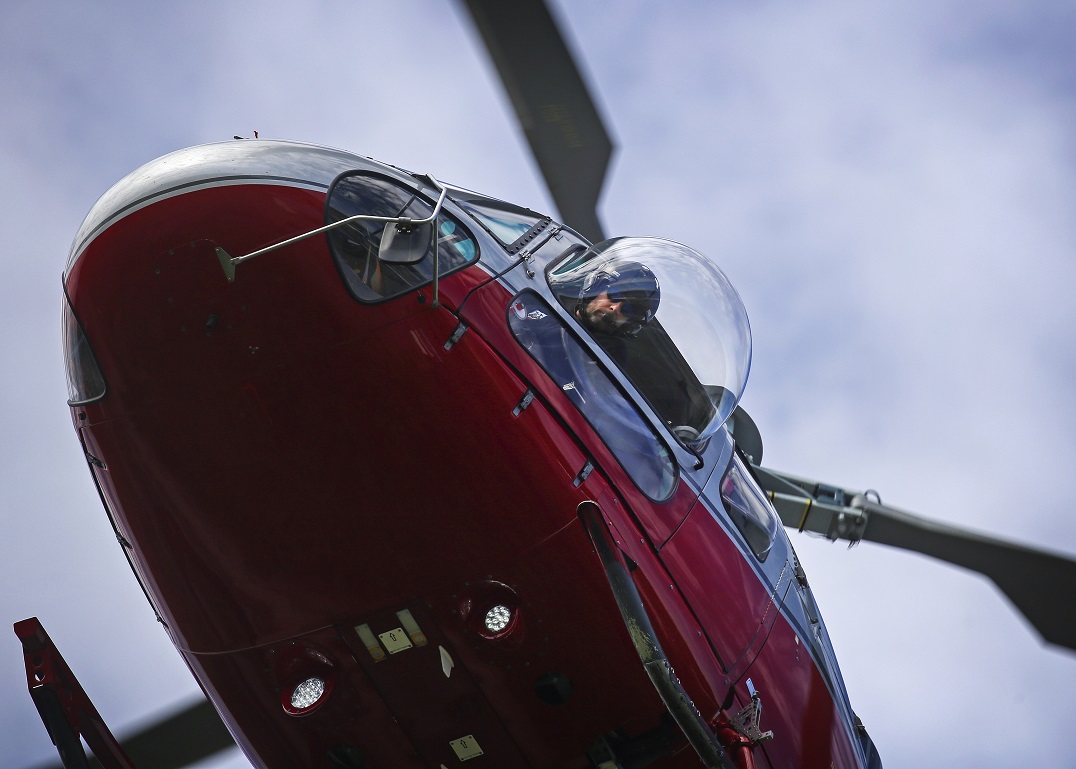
[459,0,613,242]
[754,466,1076,653]
[29,698,235,769]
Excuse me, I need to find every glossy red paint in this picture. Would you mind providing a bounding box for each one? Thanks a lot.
[658,504,790,683]
[57,144,870,769]
[62,178,698,767]
[454,277,701,546]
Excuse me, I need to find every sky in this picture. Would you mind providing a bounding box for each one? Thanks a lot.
[2,1,1075,767]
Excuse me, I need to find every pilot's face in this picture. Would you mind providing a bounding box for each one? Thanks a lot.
[581,292,629,334]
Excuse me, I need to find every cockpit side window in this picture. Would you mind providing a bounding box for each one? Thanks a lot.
[325,172,478,303]
[509,290,678,501]
[716,453,779,561]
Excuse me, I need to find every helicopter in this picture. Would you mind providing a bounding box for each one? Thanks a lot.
[8,1,1076,769]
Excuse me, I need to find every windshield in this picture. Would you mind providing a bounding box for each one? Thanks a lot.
[453,194,550,251]
[548,237,752,442]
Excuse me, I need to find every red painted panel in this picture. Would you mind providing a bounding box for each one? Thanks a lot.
[658,502,786,678]
[63,175,863,769]
[743,612,863,769]
[65,181,724,767]
[182,625,426,769]
[456,278,700,547]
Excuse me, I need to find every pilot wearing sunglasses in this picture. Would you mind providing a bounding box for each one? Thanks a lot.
[571,258,712,437]
[573,260,661,337]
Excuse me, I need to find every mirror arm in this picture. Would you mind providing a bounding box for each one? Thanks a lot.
[432,213,441,307]
[215,180,449,283]
[428,175,443,307]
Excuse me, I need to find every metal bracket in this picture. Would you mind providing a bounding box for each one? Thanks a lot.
[512,225,560,278]
[216,179,449,283]
[573,460,594,487]
[444,323,468,351]
[512,389,535,416]
[15,618,136,769]
[825,509,868,545]
[730,679,774,745]
[509,244,538,278]
[815,483,846,506]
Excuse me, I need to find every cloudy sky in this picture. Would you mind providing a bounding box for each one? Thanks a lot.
[3,1,1075,767]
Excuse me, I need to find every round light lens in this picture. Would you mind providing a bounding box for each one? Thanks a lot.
[484,605,512,634]
[290,677,325,710]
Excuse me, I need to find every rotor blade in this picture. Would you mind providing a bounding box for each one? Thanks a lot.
[753,466,1076,652]
[29,699,236,769]
[459,0,613,242]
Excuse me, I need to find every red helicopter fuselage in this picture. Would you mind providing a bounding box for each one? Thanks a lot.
[60,140,875,769]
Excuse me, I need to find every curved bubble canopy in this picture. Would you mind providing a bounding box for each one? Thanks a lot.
[549,237,752,443]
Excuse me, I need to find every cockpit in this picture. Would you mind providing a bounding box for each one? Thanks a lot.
[508,236,752,500]
[322,168,752,497]
[548,237,752,444]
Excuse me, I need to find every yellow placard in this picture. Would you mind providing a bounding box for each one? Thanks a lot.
[378,627,414,654]
[450,735,484,761]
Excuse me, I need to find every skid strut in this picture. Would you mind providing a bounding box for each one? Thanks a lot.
[579,503,737,769]
[15,617,135,769]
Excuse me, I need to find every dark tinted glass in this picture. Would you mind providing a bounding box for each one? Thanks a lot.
[326,173,477,302]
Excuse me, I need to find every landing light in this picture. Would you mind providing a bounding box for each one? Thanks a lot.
[291,677,324,709]
[283,676,331,716]
[459,581,521,640]
[484,605,512,634]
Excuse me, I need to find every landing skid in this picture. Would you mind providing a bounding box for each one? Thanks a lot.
[579,503,738,769]
[14,617,135,769]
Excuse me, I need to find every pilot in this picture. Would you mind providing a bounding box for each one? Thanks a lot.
[510,257,675,493]
[511,257,658,403]
[515,254,709,440]
[571,259,661,338]
[568,257,712,436]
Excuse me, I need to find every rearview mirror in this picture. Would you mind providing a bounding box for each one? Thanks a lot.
[378,220,433,265]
